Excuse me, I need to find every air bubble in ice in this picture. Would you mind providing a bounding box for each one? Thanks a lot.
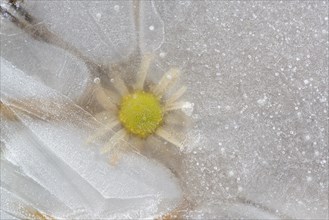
[306,176,313,182]
[257,96,267,106]
[95,13,102,21]
[159,52,166,58]
[93,77,100,84]
[319,96,327,102]
[113,5,120,12]
[182,102,194,116]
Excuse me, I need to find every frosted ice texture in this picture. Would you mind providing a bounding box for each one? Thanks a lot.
[22,0,137,64]
[0,21,91,100]
[139,1,165,53]
[1,0,328,219]
[149,1,328,219]
[0,59,182,218]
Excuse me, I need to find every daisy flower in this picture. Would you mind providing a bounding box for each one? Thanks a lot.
[88,54,189,159]
[0,0,187,219]
[2,1,325,220]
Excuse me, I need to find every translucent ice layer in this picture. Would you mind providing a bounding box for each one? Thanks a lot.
[1,0,328,219]
[0,58,182,219]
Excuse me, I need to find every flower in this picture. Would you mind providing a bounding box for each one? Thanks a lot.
[1,0,328,219]
[88,54,189,160]
[0,1,185,219]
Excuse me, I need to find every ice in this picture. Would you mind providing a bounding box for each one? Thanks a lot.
[1,158,73,217]
[21,0,137,64]
[0,20,91,100]
[0,59,182,218]
[188,202,280,219]
[1,188,33,219]
[152,1,328,219]
[0,209,18,220]
[0,58,95,123]
[1,0,328,219]
[139,1,165,53]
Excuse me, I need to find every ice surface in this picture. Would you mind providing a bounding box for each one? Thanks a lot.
[188,202,280,219]
[0,209,18,220]
[22,0,137,64]
[0,59,182,218]
[150,1,328,219]
[1,158,73,217]
[1,0,328,219]
[139,1,165,53]
[0,21,91,100]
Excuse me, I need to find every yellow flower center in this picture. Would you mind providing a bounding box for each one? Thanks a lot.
[119,91,163,138]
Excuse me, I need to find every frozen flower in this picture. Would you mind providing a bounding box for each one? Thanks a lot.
[89,54,189,161]
[1,0,328,220]
[0,0,186,219]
